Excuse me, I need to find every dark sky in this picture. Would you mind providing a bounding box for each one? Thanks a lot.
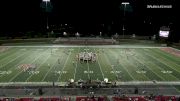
[0,0,178,37]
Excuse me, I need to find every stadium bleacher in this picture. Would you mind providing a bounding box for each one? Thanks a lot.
[0,96,179,101]
[1,97,71,101]
[76,96,105,101]
[112,96,177,101]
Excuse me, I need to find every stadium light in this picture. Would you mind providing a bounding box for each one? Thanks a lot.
[100,32,102,37]
[76,32,80,37]
[42,0,50,30]
[121,2,130,38]
[122,25,125,38]
[43,0,50,2]
[63,32,67,36]
[121,2,130,5]
[121,2,130,16]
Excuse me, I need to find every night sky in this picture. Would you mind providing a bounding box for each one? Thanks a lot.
[0,0,179,39]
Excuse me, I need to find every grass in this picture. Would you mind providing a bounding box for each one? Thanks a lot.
[0,46,179,83]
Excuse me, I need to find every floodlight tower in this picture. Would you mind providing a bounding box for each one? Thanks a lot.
[121,2,129,38]
[42,0,51,30]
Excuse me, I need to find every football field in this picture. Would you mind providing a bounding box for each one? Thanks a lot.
[0,45,180,83]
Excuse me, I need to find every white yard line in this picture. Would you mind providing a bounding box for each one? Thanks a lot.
[153,49,180,67]
[0,50,35,78]
[146,49,180,74]
[160,47,180,59]
[0,51,28,69]
[103,48,126,77]
[73,47,80,80]
[73,61,78,80]
[85,48,90,79]
[1,81,180,86]
[57,52,71,82]
[133,53,166,81]
[123,51,151,81]
[8,49,49,82]
[25,50,52,82]
[115,81,180,85]
[41,48,63,81]
[94,49,105,79]
[41,58,56,81]
[1,45,173,48]
[170,47,180,52]
[87,59,90,79]
[109,49,135,80]
[144,50,180,80]
[102,49,119,79]
[0,49,23,63]
[0,48,14,57]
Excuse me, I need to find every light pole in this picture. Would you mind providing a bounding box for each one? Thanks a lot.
[42,0,50,30]
[122,25,125,39]
[121,2,129,38]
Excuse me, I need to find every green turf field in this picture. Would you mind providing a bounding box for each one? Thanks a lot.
[0,46,179,83]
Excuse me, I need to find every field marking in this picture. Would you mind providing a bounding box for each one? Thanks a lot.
[73,47,80,80]
[132,51,166,81]
[122,50,152,81]
[0,47,17,57]
[30,48,62,81]
[170,47,180,52]
[85,48,90,79]
[40,57,56,82]
[103,53,119,78]
[102,49,120,80]
[108,49,135,80]
[150,49,180,72]
[2,45,175,48]
[87,59,90,79]
[143,49,179,78]
[121,48,151,80]
[137,53,165,81]
[158,48,180,61]
[0,50,28,69]
[94,49,105,79]
[26,50,52,82]
[41,48,64,81]
[109,49,135,80]
[8,49,46,82]
[57,51,71,82]
[1,81,180,86]
[153,50,180,69]
[0,49,24,63]
[2,45,179,82]
[146,49,180,74]
[143,49,180,80]
[153,48,180,66]
[0,49,36,78]
[8,49,50,82]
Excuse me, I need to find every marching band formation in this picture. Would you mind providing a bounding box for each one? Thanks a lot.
[77,52,97,62]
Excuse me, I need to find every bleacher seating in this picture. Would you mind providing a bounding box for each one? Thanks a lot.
[155,96,176,101]
[112,96,147,101]
[0,96,178,101]
[2,98,34,101]
[0,97,71,101]
[76,97,105,101]
[112,96,177,101]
